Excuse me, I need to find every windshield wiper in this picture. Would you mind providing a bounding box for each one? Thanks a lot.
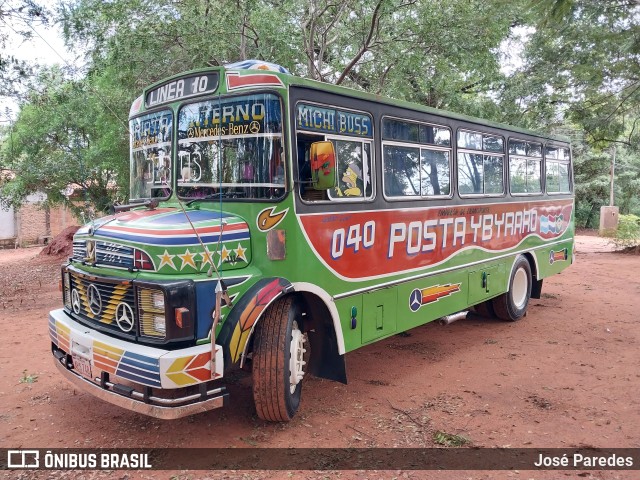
[110,198,159,213]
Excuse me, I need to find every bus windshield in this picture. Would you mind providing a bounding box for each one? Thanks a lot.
[176,93,285,201]
[129,110,174,201]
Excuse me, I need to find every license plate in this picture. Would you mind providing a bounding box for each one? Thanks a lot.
[72,354,93,380]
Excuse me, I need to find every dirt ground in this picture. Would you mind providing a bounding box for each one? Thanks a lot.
[0,235,638,480]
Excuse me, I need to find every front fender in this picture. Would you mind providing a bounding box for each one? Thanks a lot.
[216,277,293,368]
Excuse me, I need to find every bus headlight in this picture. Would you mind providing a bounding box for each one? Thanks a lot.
[138,288,166,338]
[150,290,165,309]
[134,280,195,344]
[152,315,166,335]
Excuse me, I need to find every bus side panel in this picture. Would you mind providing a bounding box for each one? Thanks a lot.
[532,239,575,280]
[395,269,468,333]
[467,261,507,306]
[362,287,397,343]
[334,296,363,353]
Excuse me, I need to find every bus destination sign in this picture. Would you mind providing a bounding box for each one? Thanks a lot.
[297,103,373,138]
[145,73,219,108]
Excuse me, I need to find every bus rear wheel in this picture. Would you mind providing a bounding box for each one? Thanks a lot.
[491,255,532,321]
[474,300,496,318]
[252,296,307,422]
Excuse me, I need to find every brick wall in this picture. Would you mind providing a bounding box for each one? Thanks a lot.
[49,205,76,237]
[14,201,77,247]
[16,203,48,246]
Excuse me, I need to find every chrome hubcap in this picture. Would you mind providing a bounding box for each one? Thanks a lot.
[289,320,306,394]
[511,267,529,309]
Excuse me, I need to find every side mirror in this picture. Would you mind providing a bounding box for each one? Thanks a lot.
[310,141,336,190]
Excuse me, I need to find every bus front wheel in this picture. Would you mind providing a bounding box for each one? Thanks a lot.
[492,255,532,321]
[252,296,308,422]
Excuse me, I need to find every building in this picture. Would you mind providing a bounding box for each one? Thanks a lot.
[0,193,75,248]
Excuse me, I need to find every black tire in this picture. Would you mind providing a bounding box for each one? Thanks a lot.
[252,296,307,421]
[474,300,496,318]
[492,255,532,321]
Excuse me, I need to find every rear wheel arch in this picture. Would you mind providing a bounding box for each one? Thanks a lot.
[522,251,543,299]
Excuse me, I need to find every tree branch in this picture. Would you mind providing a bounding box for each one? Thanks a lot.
[336,0,385,85]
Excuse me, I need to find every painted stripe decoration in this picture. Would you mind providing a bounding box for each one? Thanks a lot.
[49,317,58,345]
[93,229,250,247]
[226,72,285,91]
[225,59,289,73]
[298,199,574,281]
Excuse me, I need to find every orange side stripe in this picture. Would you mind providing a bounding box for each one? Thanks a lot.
[93,354,118,369]
[93,361,116,374]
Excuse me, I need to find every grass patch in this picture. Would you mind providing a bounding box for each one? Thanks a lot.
[432,430,470,447]
[19,370,38,384]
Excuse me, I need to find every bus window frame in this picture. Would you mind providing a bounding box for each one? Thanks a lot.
[508,137,543,197]
[380,115,453,202]
[456,128,506,199]
[294,100,376,205]
[544,144,573,195]
[129,106,176,203]
[175,90,289,203]
[381,140,453,202]
[380,115,452,147]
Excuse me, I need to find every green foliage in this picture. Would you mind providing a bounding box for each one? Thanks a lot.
[572,144,611,228]
[58,0,524,114]
[0,1,50,104]
[503,0,640,147]
[0,67,129,214]
[570,141,640,228]
[611,214,640,251]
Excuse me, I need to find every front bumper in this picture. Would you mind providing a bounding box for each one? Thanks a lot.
[49,309,228,419]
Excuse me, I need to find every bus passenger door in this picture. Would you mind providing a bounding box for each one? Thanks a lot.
[362,287,397,343]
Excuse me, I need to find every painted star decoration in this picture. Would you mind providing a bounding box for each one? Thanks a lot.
[234,243,248,263]
[219,245,231,265]
[199,248,216,269]
[157,249,177,270]
[178,249,197,270]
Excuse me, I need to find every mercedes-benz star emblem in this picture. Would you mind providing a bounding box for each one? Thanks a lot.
[87,284,102,316]
[409,289,423,312]
[71,289,81,314]
[115,303,135,332]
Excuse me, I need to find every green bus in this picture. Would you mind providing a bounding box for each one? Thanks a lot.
[49,60,574,421]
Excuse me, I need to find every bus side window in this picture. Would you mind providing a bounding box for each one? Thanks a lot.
[329,140,372,200]
[297,133,328,201]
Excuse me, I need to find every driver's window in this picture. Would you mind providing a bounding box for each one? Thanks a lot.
[297,133,373,202]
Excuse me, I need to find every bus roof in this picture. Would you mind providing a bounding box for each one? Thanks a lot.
[138,63,571,144]
[284,74,570,145]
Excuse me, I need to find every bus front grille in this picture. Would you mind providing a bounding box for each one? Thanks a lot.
[68,272,137,339]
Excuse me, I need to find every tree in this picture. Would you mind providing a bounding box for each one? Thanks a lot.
[4,0,637,217]
[58,0,523,109]
[612,146,640,216]
[0,67,129,215]
[2,0,520,212]
[0,1,50,111]
[500,0,640,147]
